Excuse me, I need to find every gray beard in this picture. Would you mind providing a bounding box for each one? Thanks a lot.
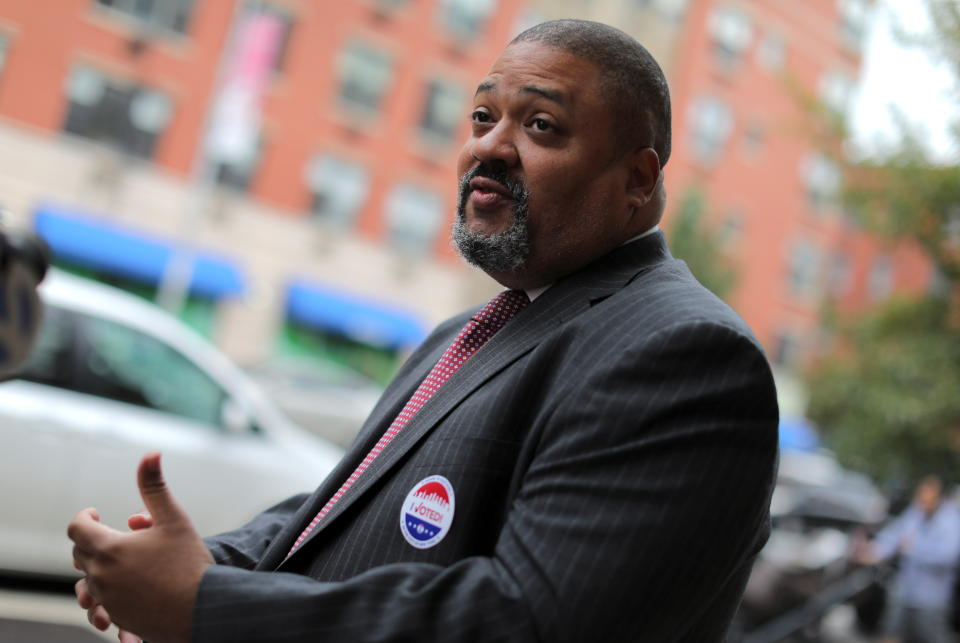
[451,167,530,272]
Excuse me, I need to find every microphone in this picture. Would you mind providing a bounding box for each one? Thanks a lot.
[0,226,51,379]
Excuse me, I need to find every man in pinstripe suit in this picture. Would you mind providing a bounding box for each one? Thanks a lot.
[69,19,778,642]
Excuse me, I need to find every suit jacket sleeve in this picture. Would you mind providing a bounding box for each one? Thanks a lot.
[203,493,310,569]
[192,319,778,642]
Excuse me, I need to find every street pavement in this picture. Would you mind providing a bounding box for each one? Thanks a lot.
[0,580,114,642]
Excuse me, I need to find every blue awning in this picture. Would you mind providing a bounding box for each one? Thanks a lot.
[286,280,427,350]
[779,417,820,452]
[33,203,245,299]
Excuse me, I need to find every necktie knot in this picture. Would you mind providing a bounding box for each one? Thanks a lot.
[472,289,529,332]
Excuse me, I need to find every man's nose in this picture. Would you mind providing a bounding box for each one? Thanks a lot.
[468,121,519,167]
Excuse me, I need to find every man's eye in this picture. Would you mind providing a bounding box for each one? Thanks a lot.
[471,110,491,123]
[531,118,552,132]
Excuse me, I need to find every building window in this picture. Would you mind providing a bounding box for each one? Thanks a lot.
[420,79,466,144]
[801,153,841,211]
[633,0,688,21]
[94,0,194,35]
[0,34,9,78]
[374,0,410,9]
[689,95,733,165]
[306,154,370,230]
[63,65,172,160]
[385,182,443,255]
[819,70,855,115]
[757,32,786,71]
[742,122,764,159]
[719,213,744,247]
[827,251,853,297]
[437,0,498,41]
[708,6,752,70]
[787,239,821,298]
[838,0,870,52]
[654,0,689,22]
[868,254,893,302]
[771,329,801,370]
[337,41,393,114]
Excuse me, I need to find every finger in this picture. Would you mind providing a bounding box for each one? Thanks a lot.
[136,452,186,526]
[75,577,97,609]
[67,508,116,552]
[87,604,111,631]
[119,630,142,643]
[127,510,153,531]
[72,543,100,572]
[73,544,84,572]
[73,542,96,574]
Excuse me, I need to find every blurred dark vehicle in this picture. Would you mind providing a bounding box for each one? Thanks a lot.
[246,357,382,449]
[733,447,888,641]
[0,270,343,580]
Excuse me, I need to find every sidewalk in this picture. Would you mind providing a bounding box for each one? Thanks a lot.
[0,586,114,642]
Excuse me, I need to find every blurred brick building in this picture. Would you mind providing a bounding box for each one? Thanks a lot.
[527,0,932,409]
[663,0,931,385]
[0,0,934,398]
[0,0,527,381]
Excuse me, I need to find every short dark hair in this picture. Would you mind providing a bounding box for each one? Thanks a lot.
[511,19,672,167]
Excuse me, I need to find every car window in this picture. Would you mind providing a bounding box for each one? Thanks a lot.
[19,304,77,388]
[78,313,227,428]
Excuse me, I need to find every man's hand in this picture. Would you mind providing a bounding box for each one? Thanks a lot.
[68,452,214,643]
[75,510,155,641]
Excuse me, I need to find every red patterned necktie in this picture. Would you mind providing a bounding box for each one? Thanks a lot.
[287,289,530,556]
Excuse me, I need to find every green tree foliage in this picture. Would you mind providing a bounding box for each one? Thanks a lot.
[667,188,738,302]
[807,297,960,482]
[805,0,960,482]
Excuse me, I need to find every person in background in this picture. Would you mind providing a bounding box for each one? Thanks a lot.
[857,475,960,643]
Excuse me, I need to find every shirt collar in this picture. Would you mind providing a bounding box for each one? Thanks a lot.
[523,225,661,302]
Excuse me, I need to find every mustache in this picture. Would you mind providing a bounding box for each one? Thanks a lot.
[458,163,529,206]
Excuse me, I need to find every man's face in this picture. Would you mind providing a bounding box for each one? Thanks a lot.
[916,480,942,515]
[454,41,637,289]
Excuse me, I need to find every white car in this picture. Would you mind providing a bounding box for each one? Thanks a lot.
[0,270,344,579]
[246,358,382,449]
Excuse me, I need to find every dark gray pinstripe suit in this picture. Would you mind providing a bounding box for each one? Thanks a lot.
[194,231,778,642]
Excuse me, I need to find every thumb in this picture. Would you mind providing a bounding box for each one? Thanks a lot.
[136,452,185,526]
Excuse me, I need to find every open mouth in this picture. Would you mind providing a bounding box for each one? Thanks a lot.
[468,176,514,209]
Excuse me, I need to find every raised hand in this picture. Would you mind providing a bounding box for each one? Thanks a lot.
[74,510,153,640]
[68,452,213,643]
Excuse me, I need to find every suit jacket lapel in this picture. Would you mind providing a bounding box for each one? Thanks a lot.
[273,232,671,567]
[277,304,559,565]
[255,335,455,570]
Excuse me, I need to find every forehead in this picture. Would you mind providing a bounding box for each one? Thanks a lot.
[477,41,604,106]
[919,481,941,493]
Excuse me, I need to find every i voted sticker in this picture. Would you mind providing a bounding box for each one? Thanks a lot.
[400,475,455,549]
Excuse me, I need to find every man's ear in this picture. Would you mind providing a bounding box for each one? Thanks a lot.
[625,147,661,210]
